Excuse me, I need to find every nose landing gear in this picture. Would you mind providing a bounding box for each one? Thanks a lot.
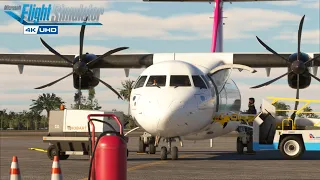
[160,138,180,160]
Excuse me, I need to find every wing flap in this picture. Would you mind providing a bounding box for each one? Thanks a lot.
[0,54,74,67]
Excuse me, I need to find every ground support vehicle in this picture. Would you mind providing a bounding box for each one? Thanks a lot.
[42,109,125,160]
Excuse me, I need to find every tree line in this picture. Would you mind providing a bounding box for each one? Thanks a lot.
[0,79,319,130]
[0,80,137,130]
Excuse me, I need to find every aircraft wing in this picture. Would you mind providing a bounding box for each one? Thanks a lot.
[0,53,319,69]
[0,53,154,68]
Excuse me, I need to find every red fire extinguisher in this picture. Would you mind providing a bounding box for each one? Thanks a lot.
[87,114,129,180]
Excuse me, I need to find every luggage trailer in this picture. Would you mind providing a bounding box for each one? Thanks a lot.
[42,109,125,160]
[252,97,320,159]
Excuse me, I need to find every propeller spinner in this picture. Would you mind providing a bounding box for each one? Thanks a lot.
[35,17,126,107]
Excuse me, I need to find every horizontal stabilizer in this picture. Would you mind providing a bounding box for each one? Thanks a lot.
[18,64,24,74]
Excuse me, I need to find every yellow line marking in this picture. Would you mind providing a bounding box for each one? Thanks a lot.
[79,154,195,180]
[28,148,47,152]
[127,160,167,171]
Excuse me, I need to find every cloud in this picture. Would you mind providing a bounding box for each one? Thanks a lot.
[128,6,150,12]
[267,0,300,6]
[302,1,320,8]
[273,29,320,44]
[267,0,319,9]
[0,6,303,41]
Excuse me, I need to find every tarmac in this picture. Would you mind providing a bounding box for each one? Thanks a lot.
[1,133,320,180]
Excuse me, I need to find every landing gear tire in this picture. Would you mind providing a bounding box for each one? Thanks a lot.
[280,135,304,160]
[138,138,146,153]
[246,138,255,154]
[236,137,244,154]
[149,143,156,154]
[160,146,167,160]
[171,146,178,160]
[47,145,69,160]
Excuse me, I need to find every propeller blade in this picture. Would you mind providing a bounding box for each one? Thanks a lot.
[256,36,290,64]
[297,15,305,60]
[86,47,129,68]
[290,74,300,121]
[78,75,82,109]
[309,72,320,82]
[250,71,291,89]
[93,76,123,100]
[304,54,320,65]
[40,38,73,65]
[79,16,88,62]
[35,71,74,89]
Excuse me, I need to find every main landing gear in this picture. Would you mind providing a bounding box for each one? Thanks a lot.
[236,125,255,154]
[160,138,180,160]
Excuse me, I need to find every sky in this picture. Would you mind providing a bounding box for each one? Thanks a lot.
[0,0,319,115]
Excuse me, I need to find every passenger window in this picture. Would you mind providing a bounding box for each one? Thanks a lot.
[170,75,191,87]
[146,76,166,87]
[134,76,147,89]
[192,75,207,89]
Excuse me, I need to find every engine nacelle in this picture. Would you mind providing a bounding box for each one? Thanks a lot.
[287,67,311,89]
[73,68,100,89]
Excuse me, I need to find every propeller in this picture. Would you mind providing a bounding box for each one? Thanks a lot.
[250,15,320,122]
[35,16,127,108]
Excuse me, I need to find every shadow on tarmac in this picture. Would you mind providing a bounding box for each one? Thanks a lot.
[127,150,320,161]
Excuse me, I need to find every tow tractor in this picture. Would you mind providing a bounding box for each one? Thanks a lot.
[241,97,320,159]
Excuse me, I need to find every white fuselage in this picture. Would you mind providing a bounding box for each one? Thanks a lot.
[130,58,242,140]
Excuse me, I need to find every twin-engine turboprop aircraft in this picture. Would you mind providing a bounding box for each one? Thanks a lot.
[0,0,319,160]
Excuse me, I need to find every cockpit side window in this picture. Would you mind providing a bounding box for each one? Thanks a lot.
[146,75,166,87]
[170,75,191,87]
[192,75,207,89]
[201,75,211,88]
[134,76,147,89]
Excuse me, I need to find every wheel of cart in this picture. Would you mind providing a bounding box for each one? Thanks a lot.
[47,144,70,160]
[279,135,305,160]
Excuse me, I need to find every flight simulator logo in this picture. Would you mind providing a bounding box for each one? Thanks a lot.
[3,3,105,35]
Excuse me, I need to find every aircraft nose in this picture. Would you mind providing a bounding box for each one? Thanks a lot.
[157,100,188,136]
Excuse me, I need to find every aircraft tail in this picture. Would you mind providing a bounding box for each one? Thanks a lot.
[211,0,222,53]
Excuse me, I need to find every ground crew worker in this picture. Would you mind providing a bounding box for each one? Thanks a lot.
[246,97,257,114]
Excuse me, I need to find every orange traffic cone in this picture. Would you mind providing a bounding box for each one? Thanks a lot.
[9,156,21,180]
[51,156,63,180]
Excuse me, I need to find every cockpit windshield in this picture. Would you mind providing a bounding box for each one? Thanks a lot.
[146,75,166,87]
[170,75,191,87]
[134,76,147,89]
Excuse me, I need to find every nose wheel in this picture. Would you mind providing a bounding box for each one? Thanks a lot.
[160,139,179,160]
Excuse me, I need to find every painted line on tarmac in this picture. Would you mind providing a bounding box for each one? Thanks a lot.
[79,154,195,180]
[28,148,47,153]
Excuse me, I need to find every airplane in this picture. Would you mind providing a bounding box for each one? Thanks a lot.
[0,0,319,159]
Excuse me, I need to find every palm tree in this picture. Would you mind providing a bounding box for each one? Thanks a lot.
[119,79,137,129]
[30,93,65,119]
[119,80,135,114]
